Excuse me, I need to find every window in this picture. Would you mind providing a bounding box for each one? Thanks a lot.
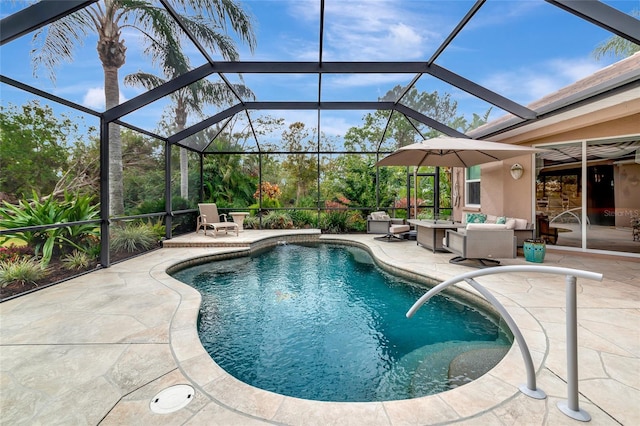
[465,165,481,206]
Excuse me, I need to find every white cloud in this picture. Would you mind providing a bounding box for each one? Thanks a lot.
[287,0,440,62]
[482,57,602,104]
[82,87,128,110]
[82,88,106,109]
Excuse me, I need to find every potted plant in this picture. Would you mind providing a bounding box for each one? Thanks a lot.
[523,238,546,263]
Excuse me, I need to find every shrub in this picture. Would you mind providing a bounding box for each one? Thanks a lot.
[110,222,158,253]
[262,211,293,229]
[286,209,317,228]
[62,250,91,270]
[0,258,46,288]
[346,211,366,232]
[243,215,259,230]
[320,210,351,233]
[0,191,100,265]
[0,244,33,263]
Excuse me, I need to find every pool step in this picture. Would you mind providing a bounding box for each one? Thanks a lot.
[375,341,510,400]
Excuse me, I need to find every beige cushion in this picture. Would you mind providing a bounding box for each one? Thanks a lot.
[505,218,517,229]
[370,211,390,220]
[390,224,410,234]
[485,214,498,224]
[513,218,528,229]
[466,223,508,230]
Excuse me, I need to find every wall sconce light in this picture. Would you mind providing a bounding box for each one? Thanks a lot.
[510,163,524,180]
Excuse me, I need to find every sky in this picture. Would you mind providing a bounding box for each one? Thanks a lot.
[1,0,638,146]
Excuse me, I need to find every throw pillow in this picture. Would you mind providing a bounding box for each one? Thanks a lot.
[496,216,507,224]
[466,213,487,223]
[505,218,517,229]
[371,212,390,220]
[514,218,528,229]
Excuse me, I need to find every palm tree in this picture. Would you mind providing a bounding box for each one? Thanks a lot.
[592,10,639,61]
[124,63,255,200]
[31,0,255,215]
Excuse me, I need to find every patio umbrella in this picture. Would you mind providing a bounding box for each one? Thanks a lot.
[376,136,546,168]
[376,137,547,217]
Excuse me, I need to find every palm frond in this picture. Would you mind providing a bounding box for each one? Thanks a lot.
[31,10,94,83]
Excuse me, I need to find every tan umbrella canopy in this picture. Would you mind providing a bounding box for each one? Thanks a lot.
[376,137,547,218]
[376,137,547,168]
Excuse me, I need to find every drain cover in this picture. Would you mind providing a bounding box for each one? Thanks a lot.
[149,384,195,414]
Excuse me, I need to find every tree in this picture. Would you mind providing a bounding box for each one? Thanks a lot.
[31,0,256,216]
[280,122,319,205]
[0,101,90,199]
[592,10,639,61]
[325,86,481,213]
[124,47,255,201]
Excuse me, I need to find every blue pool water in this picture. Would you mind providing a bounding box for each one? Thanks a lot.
[171,243,512,402]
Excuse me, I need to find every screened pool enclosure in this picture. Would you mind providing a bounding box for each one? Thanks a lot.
[1,0,639,273]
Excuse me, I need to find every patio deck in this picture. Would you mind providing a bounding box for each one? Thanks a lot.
[1,230,638,425]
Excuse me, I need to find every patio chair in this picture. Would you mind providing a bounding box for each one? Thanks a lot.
[443,224,517,267]
[367,211,405,234]
[374,223,410,242]
[197,203,239,237]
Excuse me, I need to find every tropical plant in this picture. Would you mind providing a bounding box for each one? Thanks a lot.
[592,10,640,61]
[110,222,158,253]
[62,250,91,270]
[242,215,259,230]
[261,211,293,229]
[0,258,47,288]
[31,0,256,216]
[0,192,100,265]
[286,209,317,229]
[124,53,255,200]
[0,245,33,263]
[319,210,353,234]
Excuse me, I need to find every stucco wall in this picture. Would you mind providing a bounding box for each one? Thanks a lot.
[614,163,640,227]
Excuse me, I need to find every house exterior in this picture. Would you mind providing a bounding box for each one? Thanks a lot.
[457,53,640,256]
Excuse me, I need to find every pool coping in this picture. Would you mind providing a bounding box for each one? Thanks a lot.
[155,232,548,424]
[4,229,635,425]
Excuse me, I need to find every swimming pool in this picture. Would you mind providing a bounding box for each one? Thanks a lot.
[171,243,512,402]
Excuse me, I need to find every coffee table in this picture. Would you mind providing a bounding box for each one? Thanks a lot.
[407,219,462,253]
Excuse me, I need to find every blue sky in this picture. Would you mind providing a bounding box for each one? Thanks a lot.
[1,0,637,143]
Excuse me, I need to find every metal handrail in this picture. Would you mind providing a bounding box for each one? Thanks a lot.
[406,265,603,422]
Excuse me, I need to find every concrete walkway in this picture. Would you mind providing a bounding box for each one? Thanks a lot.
[1,230,638,425]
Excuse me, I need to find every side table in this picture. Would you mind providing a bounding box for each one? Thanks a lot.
[229,212,250,231]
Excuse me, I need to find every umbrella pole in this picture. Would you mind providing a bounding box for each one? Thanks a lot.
[414,168,418,219]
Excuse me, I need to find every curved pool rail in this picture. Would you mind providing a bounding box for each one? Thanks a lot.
[406,265,603,422]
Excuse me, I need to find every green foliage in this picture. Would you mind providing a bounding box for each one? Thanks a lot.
[62,250,91,270]
[242,215,259,230]
[203,143,258,206]
[0,245,33,263]
[0,101,93,199]
[110,222,158,253]
[0,258,46,288]
[261,211,294,229]
[346,211,366,232]
[592,10,640,61]
[0,192,100,265]
[130,197,193,235]
[145,219,167,241]
[320,210,353,234]
[286,209,318,228]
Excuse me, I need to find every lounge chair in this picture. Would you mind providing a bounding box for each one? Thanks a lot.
[196,203,239,237]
